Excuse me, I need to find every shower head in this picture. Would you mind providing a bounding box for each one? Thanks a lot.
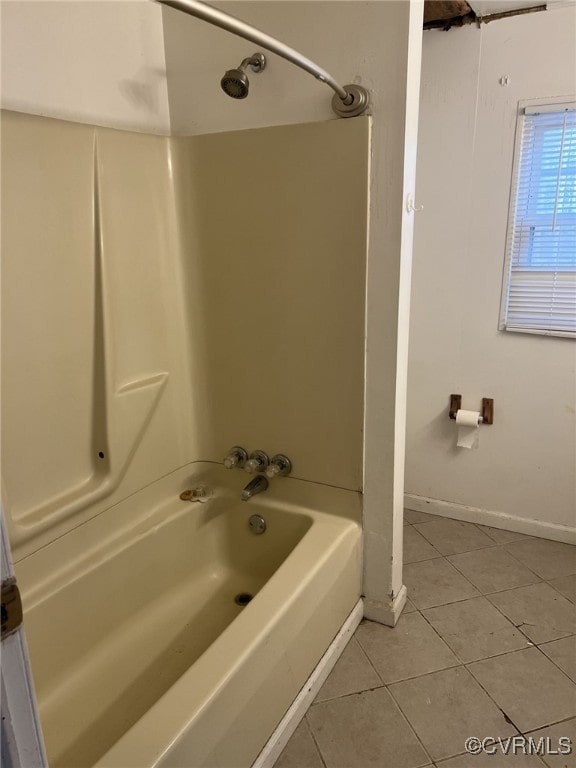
[221,68,249,99]
[221,52,266,99]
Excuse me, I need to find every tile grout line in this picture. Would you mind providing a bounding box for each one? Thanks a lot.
[433,746,547,768]
[469,580,545,598]
[406,536,575,608]
[481,587,539,639]
[351,632,388,688]
[289,515,575,767]
[496,543,555,582]
[310,682,391,705]
[523,713,576,735]
[405,533,559,572]
[532,638,576,689]
[464,643,553,665]
[407,513,576,554]
[482,583,576,647]
[409,593,484,611]
[461,660,525,736]
[404,556,443,566]
[416,585,534,663]
[354,609,464,698]
[407,555,484,610]
[414,602,471,667]
[445,551,543,596]
[407,514,576,569]
[307,665,436,768]
[497,537,576,583]
[379,680,436,766]
[356,609,464,684]
[385,657,466,687]
[412,524,499,557]
[538,635,576,649]
[544,576,576,604]
[470,522,535,546]
[384,667,514,767]
[311,625,491,703]
[280,515,575,768]
[404,524,443,561]
[402,545,575,755]
[301,713,328,768]
[379,661,464,688]
[410,521,576,760]
[464,646,576,736]
[471,522,504,543]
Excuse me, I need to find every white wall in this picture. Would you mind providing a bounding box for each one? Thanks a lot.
[406,6,576,540]
[0,1,170,134]
[163,0,424,624]
[163,0,407,135]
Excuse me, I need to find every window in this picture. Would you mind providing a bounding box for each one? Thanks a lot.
[500,101,576,337]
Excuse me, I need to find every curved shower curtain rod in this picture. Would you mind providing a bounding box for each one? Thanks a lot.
[154,0,370,117]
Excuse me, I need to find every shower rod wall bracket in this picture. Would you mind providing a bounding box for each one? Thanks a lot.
[155,0,370,118]
[332,85,370,119]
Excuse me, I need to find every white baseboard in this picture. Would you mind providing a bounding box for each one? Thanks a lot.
[363,584,407,627]
[251,599,364,768]
[405,493,576,545]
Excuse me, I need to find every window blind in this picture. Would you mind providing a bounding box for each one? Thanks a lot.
[501,102,576,337]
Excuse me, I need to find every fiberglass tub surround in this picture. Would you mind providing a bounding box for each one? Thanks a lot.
[2,109,369,767]
[19,465,362,768]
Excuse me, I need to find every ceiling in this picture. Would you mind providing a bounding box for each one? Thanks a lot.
[468,0,544,14]
[423,0,575,29]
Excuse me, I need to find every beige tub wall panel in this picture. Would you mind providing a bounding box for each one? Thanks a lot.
[94,125,195,486]
[165,138,213,463]
[172,118,369,491]
[1,111,97,543]
[2,112,194,560]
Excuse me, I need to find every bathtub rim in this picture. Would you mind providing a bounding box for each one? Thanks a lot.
[17,462,362,610]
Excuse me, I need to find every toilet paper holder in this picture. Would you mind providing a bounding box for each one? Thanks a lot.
[449,394,494,425]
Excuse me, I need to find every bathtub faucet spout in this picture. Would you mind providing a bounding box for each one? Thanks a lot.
[241,475,269,501]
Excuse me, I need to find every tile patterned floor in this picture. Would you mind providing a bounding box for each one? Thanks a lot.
[275,512,576,768]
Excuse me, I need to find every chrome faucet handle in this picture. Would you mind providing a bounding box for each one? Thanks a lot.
[265,454,292,478]
[244,450,269,474]
[223,446,248,469]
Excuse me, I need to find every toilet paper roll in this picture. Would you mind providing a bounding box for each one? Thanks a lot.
[456,409,481,450]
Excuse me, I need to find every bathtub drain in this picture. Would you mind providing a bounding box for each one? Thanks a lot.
[234,593,253,606]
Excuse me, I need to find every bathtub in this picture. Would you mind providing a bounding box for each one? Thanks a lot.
[20,464,362,768]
